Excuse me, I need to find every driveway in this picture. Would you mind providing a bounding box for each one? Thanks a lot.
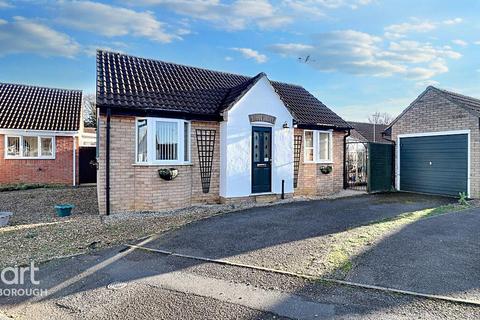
[4,192,479,320]
[346,207,480,302]
[139,192,453,275]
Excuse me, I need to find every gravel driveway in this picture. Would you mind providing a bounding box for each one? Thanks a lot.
[346,207,480,302]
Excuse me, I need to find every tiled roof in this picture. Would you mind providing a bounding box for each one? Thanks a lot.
[349,121,391,143]
[0,83,82,131]
[432,86,480,115]
[96,50,350,129]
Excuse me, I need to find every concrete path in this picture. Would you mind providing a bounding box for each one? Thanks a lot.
[346,208,480,302]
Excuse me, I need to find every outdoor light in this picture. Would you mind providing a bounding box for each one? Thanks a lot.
[282,122,289,129]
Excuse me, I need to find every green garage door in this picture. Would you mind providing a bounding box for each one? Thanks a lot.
[399,134,468,196]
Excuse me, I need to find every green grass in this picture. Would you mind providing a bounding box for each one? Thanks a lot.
[323,203,471,279]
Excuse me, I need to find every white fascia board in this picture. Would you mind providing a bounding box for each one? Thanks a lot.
[0,129,79,136]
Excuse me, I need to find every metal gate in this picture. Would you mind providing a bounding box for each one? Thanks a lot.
[79,146,97,184]
[346,142,394,192]
[346,142,368,191]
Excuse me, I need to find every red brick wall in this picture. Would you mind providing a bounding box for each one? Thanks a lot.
[0,135,78,185]
[294,129,346,196]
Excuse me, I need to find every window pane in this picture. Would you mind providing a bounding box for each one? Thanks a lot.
[319,133,330,160]
[23,136,38,157]
[305,131,313,147]
[253,131,260,162]
[305,148,314,162]
[156,121,178,160]
[6,137,20,156]
[137,119,148,162]
[41,137,53,157]
[184,122,189,162]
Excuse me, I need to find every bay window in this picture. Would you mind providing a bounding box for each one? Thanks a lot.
[304,130,333,163]
[5,135,55,159]
[136,117,191,164]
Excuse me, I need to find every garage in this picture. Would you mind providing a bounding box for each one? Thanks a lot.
[398,132,469,197]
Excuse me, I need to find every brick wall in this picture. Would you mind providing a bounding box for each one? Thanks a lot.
[391,88,480,197]
[0,135,78,185]
[294,129,345,196]
[97,115,220,214]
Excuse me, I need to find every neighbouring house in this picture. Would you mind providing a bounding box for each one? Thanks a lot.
[96,51,351,215]
[386,86,480,197]
[0,82,82,186]
[348,121,392,144]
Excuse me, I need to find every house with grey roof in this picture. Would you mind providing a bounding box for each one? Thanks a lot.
[0,82,82,186]
[348,121,392,144]
[96,50,351,215]
[387,86,480,198]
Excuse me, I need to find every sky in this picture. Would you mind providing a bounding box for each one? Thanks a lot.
[0,0,479,121]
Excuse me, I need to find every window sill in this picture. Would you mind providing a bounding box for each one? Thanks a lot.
[5,156,55,160]
[132,162,193,167]
[303,161,334,165]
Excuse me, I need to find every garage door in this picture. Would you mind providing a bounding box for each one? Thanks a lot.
[399,133,468,196]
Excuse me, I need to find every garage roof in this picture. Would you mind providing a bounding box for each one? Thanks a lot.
[387,86,480,130]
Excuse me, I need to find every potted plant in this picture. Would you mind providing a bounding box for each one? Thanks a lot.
[158,168,179,181]
[320,165,333,174]
[55,204,75,217]
[0,212,12,227]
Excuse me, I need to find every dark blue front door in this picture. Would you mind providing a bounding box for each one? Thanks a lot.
[252,126,272,193]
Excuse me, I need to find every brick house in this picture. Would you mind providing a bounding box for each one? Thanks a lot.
[386,86,480,197]
[0,83,82,186]
[96,51,351,215]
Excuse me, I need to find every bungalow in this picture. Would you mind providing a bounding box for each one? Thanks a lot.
[387,86,480,198]
[0,83,82,186]
[96,51,351,215]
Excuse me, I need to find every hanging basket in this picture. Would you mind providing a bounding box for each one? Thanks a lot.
[320,165,333,174]
[158,168,179,181]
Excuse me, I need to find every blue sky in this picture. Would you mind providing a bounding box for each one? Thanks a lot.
[0,0,479,121]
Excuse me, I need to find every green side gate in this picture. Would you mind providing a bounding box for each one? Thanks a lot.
[367,142,394,193]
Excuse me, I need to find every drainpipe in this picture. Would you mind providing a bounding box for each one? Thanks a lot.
[72,136,76,187]
[343,129,351,189]
[105,108,111,216]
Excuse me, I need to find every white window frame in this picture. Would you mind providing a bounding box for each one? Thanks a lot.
[303,130,333,164]
[135,117,191,165]
[4,135,56,160]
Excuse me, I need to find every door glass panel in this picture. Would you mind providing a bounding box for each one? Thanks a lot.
[264,132,270,161]
[253,131,260,162]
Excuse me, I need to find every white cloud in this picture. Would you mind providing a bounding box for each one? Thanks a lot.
[452,39,468,47]
[415,79,440,88]
[231,47,267,63]
[0,16,80,57]
[224,56,233,61]
[0,1,12,8]
[136,0,292,30]
[270,29,461,80]
[474,41,480,45]
[56,1,181,42]
[443,17,463,25]
[384,20,436,39]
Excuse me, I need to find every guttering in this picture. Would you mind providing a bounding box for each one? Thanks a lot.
[343,129,351,189]
[105,108,111,216]
[0,129,78,136]
[98,105,223,122]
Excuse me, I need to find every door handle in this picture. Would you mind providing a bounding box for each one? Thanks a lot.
[257,163,267,168]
